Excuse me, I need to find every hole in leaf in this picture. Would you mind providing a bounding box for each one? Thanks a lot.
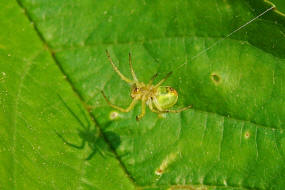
[211,73,221,84]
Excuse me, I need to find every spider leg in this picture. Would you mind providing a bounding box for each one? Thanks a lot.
[101,91,138,112]
[148,73,158,85]
[154,71,173,88]
[148,101,161,113]
[136,100,146,121]
[148,102,169,118]
[105,50,133,84]
[151,99,192,113]
[129,52,138,82]
[161,105,192,113]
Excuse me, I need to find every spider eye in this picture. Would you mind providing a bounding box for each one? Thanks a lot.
[134,87,139,92]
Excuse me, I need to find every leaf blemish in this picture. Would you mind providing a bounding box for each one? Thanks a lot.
[109,111,119,120]
[0,72,7,82]
[210,73,221,84]
[155,152,177,176]
[244,131,250,139]
[156,168,163,175]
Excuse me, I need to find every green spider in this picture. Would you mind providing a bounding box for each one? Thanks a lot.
[101,50,192,121]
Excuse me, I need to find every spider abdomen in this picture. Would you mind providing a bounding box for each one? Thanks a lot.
[153,86,178,110]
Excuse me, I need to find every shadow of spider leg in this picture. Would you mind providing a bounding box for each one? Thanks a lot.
[55,131,86,149]
[55,129,107,160]
[56,95,115,160]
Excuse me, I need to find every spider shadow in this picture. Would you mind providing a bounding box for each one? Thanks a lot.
[55,95,121,160]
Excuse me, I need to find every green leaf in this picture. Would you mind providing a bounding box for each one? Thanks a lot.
[1,0,285,190]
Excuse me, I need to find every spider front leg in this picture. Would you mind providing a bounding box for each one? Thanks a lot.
[105,50,133,84]
[128,52,139,82]
[148,73,158,85]
[101,91,138,112]
[154,71,173,88]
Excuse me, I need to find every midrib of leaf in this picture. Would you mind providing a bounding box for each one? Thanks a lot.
[93,100,283,133]
[15,1,284,190]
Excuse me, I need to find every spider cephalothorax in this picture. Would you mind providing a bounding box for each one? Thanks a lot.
[101,50,191,121]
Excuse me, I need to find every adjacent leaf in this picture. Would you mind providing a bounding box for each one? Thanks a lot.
[0,1,135,190]
[1,0,285,189]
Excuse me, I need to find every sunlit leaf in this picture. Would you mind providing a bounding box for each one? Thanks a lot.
[1,0,285,189]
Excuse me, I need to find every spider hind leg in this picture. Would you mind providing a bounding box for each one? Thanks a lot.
[149,101,192,114]
[163,105,192,113]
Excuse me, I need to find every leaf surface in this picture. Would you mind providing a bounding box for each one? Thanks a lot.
[1,0,285,189]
